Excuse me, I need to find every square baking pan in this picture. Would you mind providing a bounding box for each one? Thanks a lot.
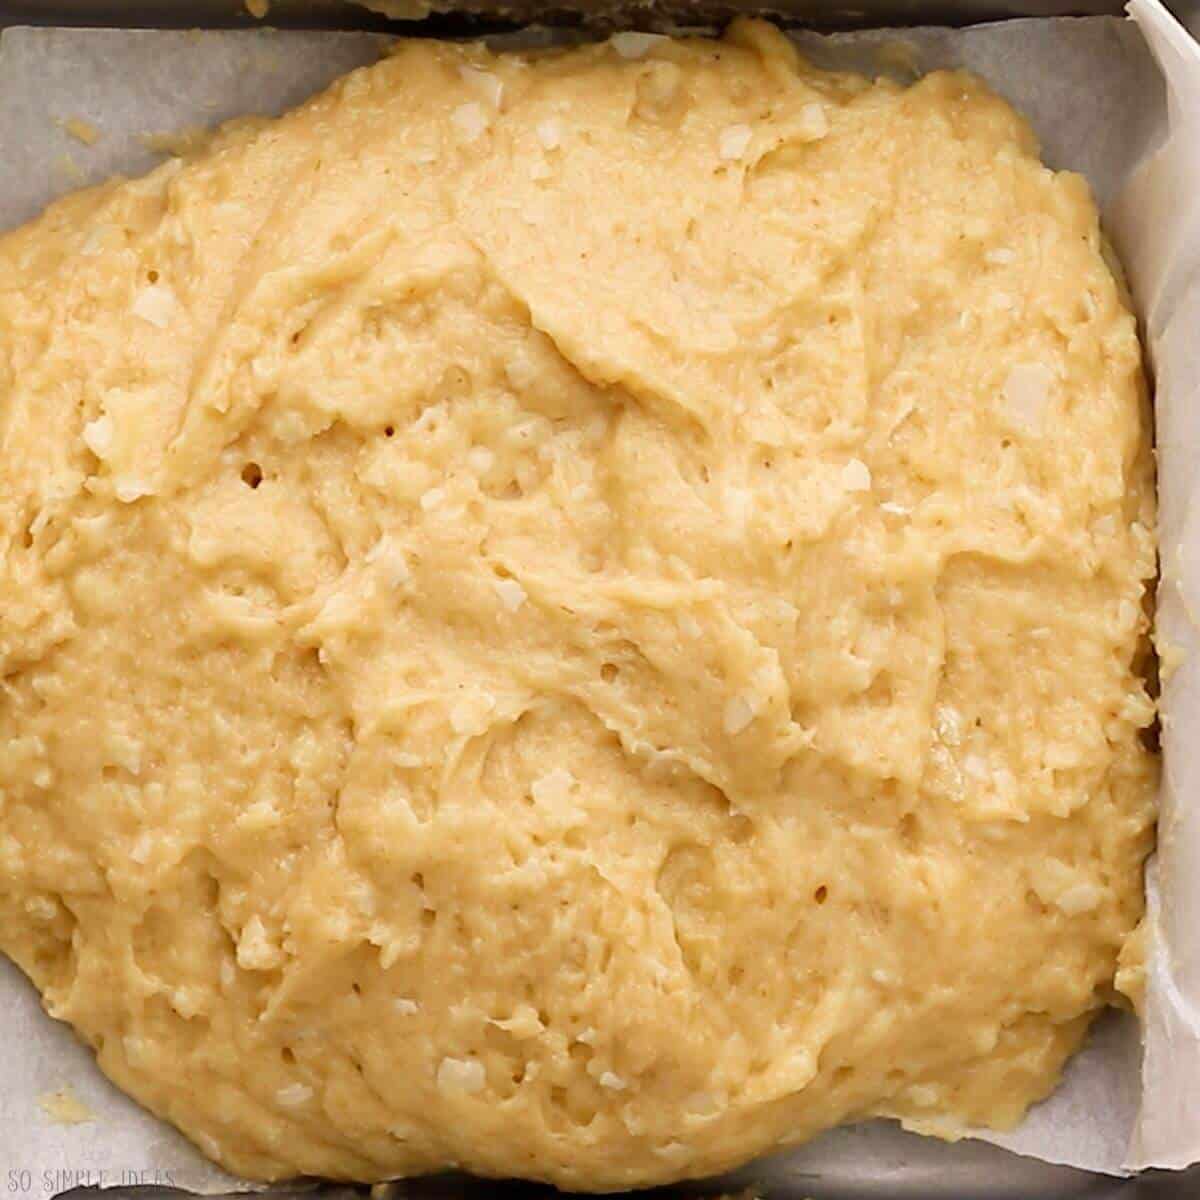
[3,0,1196,28]
[1,0,1197,1197]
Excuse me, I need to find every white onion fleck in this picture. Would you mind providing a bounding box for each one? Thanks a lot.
[718,124,753,162]
[841,458,872,492]
[610,32,667,59]
[437,1057,486,1094]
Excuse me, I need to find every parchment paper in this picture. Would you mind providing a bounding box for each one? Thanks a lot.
[0,0,1197,1190]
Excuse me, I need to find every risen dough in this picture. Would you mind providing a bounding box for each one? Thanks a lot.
[0,20,1157,1190]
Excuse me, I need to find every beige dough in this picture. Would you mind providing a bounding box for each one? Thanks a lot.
[0,20,1157,1190]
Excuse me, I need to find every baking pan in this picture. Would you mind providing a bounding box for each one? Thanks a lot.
[0,0,1141,29]
[1,0,1198,1196]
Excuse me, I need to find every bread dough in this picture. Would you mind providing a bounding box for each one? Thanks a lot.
[0,20,1157,1190]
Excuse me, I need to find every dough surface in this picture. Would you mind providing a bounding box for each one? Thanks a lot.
[0,21,1157,1190]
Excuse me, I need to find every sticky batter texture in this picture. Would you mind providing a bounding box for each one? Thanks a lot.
[0,21,1157,1190]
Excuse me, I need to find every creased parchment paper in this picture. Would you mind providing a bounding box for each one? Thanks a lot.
[0,0,1196,1190]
